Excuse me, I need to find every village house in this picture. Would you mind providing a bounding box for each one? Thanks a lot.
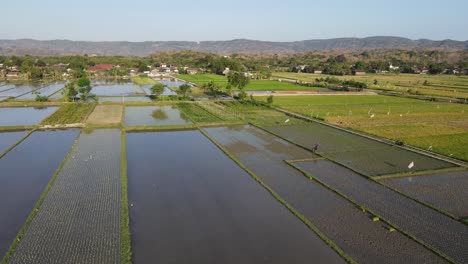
[87,64,114,72]
[313,70,322,74]
[186,68,198,75]
[6,71,21,79]
[354,71,366,76]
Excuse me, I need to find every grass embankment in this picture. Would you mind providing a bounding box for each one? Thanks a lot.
[176,103,223,123]
[176,74,324,91]
[41,103,96,125]
[0,131,82,264]
[120,132,131,264]
[132,76,156,85]
[273,72,468,99]
[257,95,468,161]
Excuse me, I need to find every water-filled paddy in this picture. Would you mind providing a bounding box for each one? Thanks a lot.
[264,124,456,176]
[97,96,152,102]
[293,159,468,264]
[141,84,177,96]
[382,170,468,218]
[204,125,445,263]
[0,84,15,92]
[126,130,343,263]
[0,107,59,126]
[0,131,28,154]
[17,83,65,100]
[0,83,42,98]
[9,129,121,263]
[91,83,145,96]
[124,105,192,126]
[0,130,79,259]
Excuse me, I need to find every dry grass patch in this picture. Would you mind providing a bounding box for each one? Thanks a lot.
[86,105,123,125]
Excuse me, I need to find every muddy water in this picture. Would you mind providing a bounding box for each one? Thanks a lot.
[264,124,456,176]
[0,130,79,259]
[382,170,468,218]
[204,125,447,264]
[0,107,59,126]
[124,106,192,126]
[126,130,343,264]
[0,131,28,154]
[294,159,468,264]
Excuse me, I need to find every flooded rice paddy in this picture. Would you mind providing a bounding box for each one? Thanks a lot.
[141,84,177,96]
[382,170,468,218]
[293,159,468,264]
[9,129,121,263]
[0,83,42,98]
[126,130,343,263]
[0,131,28,154]
[203,125,445,264]
[0,107,58,126]
[124,105,192,126]
[0,130,79,258]
[91,83,145,96]
[17,83,65,100]
[97,96,152,102]
[264,124,456,176]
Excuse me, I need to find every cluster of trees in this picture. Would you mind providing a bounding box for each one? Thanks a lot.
[150,83,192,99]
[62,77,96,102]
[1,49,467,82]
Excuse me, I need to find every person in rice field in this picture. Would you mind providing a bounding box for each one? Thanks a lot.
[312,143,319,153]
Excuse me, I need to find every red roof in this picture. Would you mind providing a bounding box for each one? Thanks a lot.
[87,64,113,71]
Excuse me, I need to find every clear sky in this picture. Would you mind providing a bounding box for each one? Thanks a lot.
[2,0,467,41]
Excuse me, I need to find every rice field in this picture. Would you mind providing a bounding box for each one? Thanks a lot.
[0,130,79,259]
[203,125,446,263]
[86,105,123,126]
[176,74,323,91]
[8,129,122,264]
[124,105,192,127]
[0,107,59,126]
[16,83,65,100]
[381,170,468,218]
[176,102,223,123]
[91,83,145,96]
[0,131,28,154]
[40,104,95,125]
[126,130,344,263]
[0,97,467,263]
[272,72,468,99]
[0,83,42,98]
[292,159,468,264]
[257,95,468,161]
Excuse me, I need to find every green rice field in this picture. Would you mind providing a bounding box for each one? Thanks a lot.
[257,95,468,161]
[273,72,468,99]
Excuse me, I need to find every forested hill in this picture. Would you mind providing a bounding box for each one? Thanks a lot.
[0,37,467,56]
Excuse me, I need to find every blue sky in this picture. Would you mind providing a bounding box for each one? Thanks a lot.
[2,0,467,41]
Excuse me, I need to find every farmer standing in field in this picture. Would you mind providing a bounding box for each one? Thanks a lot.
[312,143,319,153]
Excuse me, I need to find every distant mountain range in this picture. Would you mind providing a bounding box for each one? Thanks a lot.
[0,37,466,56]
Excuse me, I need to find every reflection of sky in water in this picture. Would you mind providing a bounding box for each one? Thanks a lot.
[0,107,59,126]
[17,83,66,99]
[91,84,144,96]
[141,85,177,96]
[124,106,192,126]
